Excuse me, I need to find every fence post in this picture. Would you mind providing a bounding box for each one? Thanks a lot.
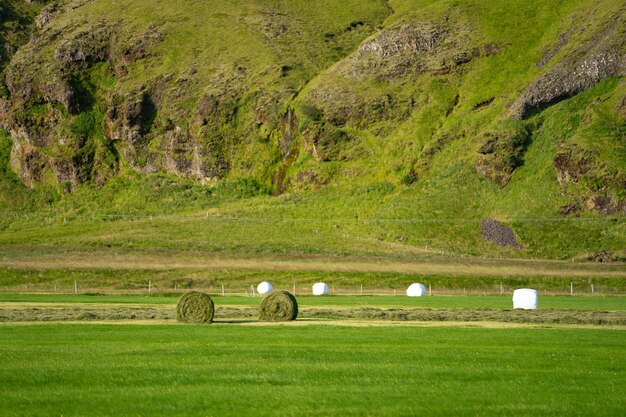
[222,283,225,297]
[148,280,151,294]
[429,283,432,296]
[570,282,573,296]
[360,284,363,295]
[591,284,594,295]
[74,280,78,294]
[500,282,503,295]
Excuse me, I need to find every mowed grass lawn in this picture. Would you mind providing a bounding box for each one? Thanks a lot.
[0,324,624,416]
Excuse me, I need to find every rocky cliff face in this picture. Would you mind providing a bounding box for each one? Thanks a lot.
[510,6,626,120]
[554,144,626,215]
[0,0,391,192]
[0,0,624,217]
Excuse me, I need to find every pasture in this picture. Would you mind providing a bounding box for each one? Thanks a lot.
[0,254,624,416]
[0,323,624,416]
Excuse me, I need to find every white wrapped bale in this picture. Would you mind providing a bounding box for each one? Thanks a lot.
[406,283,427,297]
[512,288,538,310]
[312,282,329,296]
[257,281,273,295]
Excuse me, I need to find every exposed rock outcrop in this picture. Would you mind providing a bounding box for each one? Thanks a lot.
[510,7,626,119]
[9,134,49,187]
[0,0,622,207]
[475,123,531,186]
[584,195,626,215]
[303,18,480,126]
[1,20,117,190]
[553,145,626,215]
[35,3,59,29]
[592,250,613,263]
[553,146,594,184]
[299,15,496,165]
[1,16,243,189]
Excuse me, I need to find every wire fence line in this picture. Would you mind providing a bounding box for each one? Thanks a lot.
[1,211,625,224]
[1,281,621,297]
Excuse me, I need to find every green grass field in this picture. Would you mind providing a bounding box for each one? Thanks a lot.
[1,1,624,415]
[1,246,624,296]
[1,293,625,311]
[0,324,624,416]
[2,293,625,326]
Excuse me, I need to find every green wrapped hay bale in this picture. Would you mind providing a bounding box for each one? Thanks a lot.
[176,291,214,324]
[259,290,298,321]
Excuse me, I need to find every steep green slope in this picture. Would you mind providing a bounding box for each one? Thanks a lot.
[1,0,391,190]
[0,0,48,72]
[0,0,624,260]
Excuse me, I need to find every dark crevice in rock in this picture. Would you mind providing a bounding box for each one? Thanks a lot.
[560,202,581,216]
[536,31,570,68]
[445,94,460,116]
[133,93,157,135]
[472,97,494,110]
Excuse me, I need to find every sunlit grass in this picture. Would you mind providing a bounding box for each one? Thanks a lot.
[0,324,624,416]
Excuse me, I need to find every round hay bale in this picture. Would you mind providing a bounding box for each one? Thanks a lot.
[259,290,298,321]
[406,283,427,297]
[257,281,273,295]
[176,291,214,323]
[312,282,329,296]
[512,288,538,310]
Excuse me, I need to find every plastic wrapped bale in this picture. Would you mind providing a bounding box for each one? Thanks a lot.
[176,291,214,323]
[312,282,329,296]
[257,281,273,295]
[259,290,298,321]
[513,288,538,310]
[406,283,427,297]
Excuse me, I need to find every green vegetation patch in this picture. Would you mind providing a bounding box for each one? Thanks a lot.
[0,324,624,416]
[0,0,624,261]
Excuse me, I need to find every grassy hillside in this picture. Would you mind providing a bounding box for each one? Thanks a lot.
[0,0,624,261]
